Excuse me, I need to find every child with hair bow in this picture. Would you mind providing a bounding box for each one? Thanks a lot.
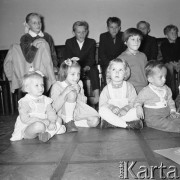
[51,58,100,132]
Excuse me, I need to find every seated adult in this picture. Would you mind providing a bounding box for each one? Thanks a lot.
[160,24,180,98]
[64,21,100,105]
[99,17,126,85]
[137,21,158,61]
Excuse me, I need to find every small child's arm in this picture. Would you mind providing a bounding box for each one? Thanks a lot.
[136,105,144,119]
[46,103,57,131]
[19,100,44,125]
[167,86,176,113]
[134,89,146,119]
[166,86,179,118]
[51,83,75,112]
[46,104,57,123]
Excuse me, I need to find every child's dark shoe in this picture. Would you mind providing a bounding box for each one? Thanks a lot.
[65,120,78,133]
[38,132,51,142]
[126,120,143,130]
[100,119,117,129]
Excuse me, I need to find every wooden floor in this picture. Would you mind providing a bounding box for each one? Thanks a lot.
[0,115,180,180]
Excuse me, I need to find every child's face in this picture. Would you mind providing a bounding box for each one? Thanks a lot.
[166,29,178,43]
[66,67,80,85]
[148,67,167,87]
[125,35,141,53]
[107,22,120,38]
[110,62,126,84]
[27,78,44,97]
[137,23,149,36]
[73,26,88,43]
[27,15,42,34]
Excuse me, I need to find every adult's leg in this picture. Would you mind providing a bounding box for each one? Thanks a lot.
[101,65,107,87]
[87,66,100,104]
[165,63,176,97]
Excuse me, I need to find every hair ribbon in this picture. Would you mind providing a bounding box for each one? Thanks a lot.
[64,57,79,66]
[28,66,44,76]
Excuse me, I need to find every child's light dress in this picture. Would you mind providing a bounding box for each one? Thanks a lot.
[135,84,180,132]
[51,80,99,125]
[10,94,65,141]
[99,81,139,124]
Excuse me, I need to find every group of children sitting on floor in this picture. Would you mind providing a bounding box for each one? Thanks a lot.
[9,12,180,143]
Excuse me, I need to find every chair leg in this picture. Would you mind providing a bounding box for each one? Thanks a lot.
[0,86,5,115]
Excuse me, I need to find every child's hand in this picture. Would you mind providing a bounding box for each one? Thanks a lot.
[118,108,127,117]
[72,84,81,93]
[32,38,46,48]
[63,85,75,95]
[48,122,57,131]
[83,66,90,72]
[170,112,179,119]
[43,119,50,126]
[136,106,144,119]
[112,106,121,115]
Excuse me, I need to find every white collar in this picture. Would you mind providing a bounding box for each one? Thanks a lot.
[28,30,44,37]
[76,40,84,50]
[26,94,43,100]
[149,83,166,99]
[149,83,165,91]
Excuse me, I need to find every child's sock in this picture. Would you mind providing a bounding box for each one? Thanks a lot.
[74,120,89,127]
[63,102,76,123]
[56,125,66,134]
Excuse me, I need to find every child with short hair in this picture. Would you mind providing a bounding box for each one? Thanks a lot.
[10,72,66,142]
[21,12,58,68]
[65,21,100,105]
[50,58,100,133]
[137,21,158,61]
[99,17,126,85]
[135,60,180,132]
[160,24,180,97]
[118,28,148,93]
[99,58,143,129]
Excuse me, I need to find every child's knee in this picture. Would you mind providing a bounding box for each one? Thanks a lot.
[87,116,100,127]
[67,90,77,101]
[99,107,107,117]
[33,121,46,132]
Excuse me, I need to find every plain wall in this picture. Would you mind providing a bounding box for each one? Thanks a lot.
[0,0,180,49]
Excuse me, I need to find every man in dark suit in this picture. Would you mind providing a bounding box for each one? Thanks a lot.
[99,17,126,85]
[137,21,158,61]
[65,21,100,105]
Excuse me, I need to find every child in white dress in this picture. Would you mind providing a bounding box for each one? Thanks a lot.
[10,72,66,142]
[50,58,100,133]
[99,58,143,129]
